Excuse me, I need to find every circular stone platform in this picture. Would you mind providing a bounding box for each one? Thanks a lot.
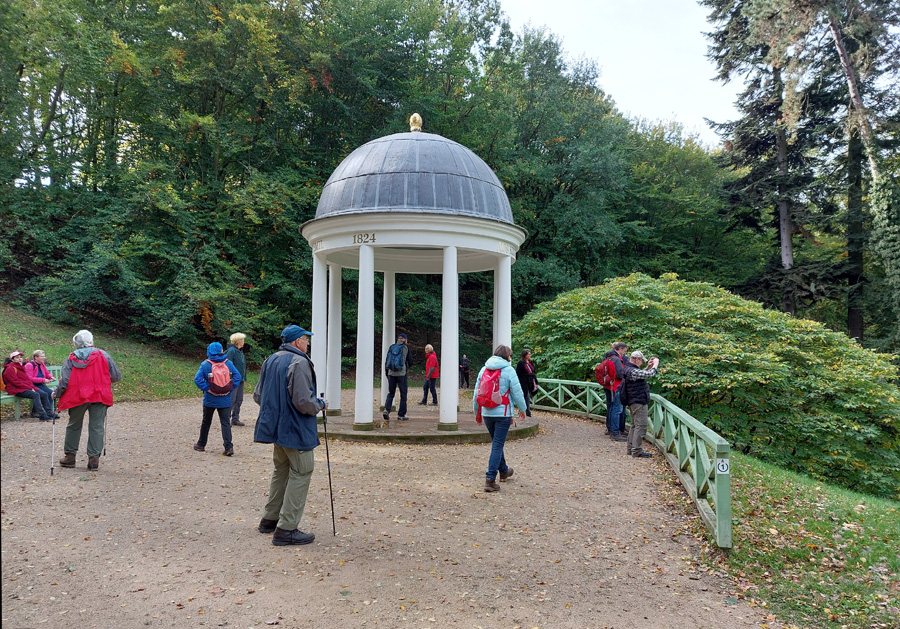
[317,404,539,444]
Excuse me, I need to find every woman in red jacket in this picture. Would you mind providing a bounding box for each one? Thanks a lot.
[25,349,57,419]
[2,350,54,420]
[419,344,439,406]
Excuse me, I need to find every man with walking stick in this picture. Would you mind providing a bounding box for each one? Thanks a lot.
[253,325,327,546]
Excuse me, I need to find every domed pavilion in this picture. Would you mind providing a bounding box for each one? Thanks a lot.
[301,114,526,430]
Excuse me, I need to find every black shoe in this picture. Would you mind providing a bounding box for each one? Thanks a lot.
[429,402,438,406]
[272,528,315,546]
[258,518,278,534]
[418,401,427,405]
[398,416,409,421]
[52,413,61,419]
[632,451,652,458]
[525,412,532,417]
[231,420,245,426]
[193,443,205,452]
[39,417,52,422]
[382,410,390,421]
[610,433,627,442]
[223,447,234,457]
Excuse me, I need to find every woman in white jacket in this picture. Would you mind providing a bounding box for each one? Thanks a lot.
[472,345,527,492]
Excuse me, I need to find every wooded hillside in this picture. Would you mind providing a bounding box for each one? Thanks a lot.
[1,0,897,359]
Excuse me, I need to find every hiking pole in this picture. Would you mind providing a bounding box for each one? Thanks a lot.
[320,392,336,536]
[50,413,56,476]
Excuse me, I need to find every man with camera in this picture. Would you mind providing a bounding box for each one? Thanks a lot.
[619,350,660,458]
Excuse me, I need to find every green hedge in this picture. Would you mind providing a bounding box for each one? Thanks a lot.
[513,273,900,499]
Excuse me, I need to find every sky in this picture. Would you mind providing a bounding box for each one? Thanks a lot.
[500,0,742,147]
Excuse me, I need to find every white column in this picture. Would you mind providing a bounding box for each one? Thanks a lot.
[311,252,328,397]
[381,271,396,409]
[326,262,342,415]
[492,265,499,350]
[496,255,512,347]
[439,246,459,430]
[354,244,375,429]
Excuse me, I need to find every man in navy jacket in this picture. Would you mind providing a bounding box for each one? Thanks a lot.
[253,325,326,546]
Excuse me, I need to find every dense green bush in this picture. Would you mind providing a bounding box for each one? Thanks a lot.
[513,273,900,499]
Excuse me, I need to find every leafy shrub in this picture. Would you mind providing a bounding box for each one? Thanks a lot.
[513,273,900,499]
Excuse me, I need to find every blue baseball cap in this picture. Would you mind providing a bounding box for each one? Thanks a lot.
[281,325,313,343]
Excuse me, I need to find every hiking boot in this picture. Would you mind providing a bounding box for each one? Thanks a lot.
[272,528,315,546]
[382,410,390,421]
[499,467,514,481]
[231,420,245,426]
[610,433,627,442]
[632,451,652,458]
[193,443,205,452]
[258,518,278,534]
[87,456,99,471]
[223,447,234,457]
[398,416,409,421]
[484,479,500,492]
[59,453,76,468]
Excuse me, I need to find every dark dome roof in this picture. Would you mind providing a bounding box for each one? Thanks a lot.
[315,132,513,223]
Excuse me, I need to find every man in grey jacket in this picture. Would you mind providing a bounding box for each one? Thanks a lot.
[253,325,326,546]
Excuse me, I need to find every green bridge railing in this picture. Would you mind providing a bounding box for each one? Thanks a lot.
[532,378,732,548]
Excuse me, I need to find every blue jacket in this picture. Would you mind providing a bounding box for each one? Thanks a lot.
[194,348,242,408]
[252,344,324,451]
[472,356,527,418]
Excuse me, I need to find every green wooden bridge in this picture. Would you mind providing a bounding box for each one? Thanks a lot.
[533,378,732,549]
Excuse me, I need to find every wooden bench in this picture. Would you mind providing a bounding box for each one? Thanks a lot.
[1,365,62,420]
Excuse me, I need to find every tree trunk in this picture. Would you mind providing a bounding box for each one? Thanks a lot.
[846,130,865,342]
[773,67,795,316]
[827,18,878,180]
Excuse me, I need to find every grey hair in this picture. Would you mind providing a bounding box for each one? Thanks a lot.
[73,329,94,349]
[32,349,46,359]
[229,332,246,344]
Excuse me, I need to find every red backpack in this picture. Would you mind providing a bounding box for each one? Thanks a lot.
[594,357,617,390]
[476,368,509,409]
[206,360,234,396]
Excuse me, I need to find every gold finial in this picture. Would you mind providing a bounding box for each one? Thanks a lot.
[409,113,423,132]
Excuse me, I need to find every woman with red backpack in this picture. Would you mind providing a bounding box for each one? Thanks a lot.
[193,342,242,456]
[472,345,527,493]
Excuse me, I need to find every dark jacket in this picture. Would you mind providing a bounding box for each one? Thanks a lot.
[515,359,537,394]
[225,343,247,379]
[621,361,658,406]
[253,344,324,451]
[603,350,626,392]
[194,347,242,408]
[385,342,411,377]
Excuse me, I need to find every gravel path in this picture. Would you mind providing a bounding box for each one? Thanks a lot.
[2,396,774,628]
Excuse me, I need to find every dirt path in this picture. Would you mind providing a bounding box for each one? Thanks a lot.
[2,396,774,628]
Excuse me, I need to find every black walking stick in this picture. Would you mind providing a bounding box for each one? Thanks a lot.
[320,393,336,536]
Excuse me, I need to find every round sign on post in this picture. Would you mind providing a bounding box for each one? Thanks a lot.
[716,458,730,475]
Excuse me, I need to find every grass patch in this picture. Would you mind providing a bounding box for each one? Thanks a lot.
[0,304,258,407]
[665,451,899,628]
